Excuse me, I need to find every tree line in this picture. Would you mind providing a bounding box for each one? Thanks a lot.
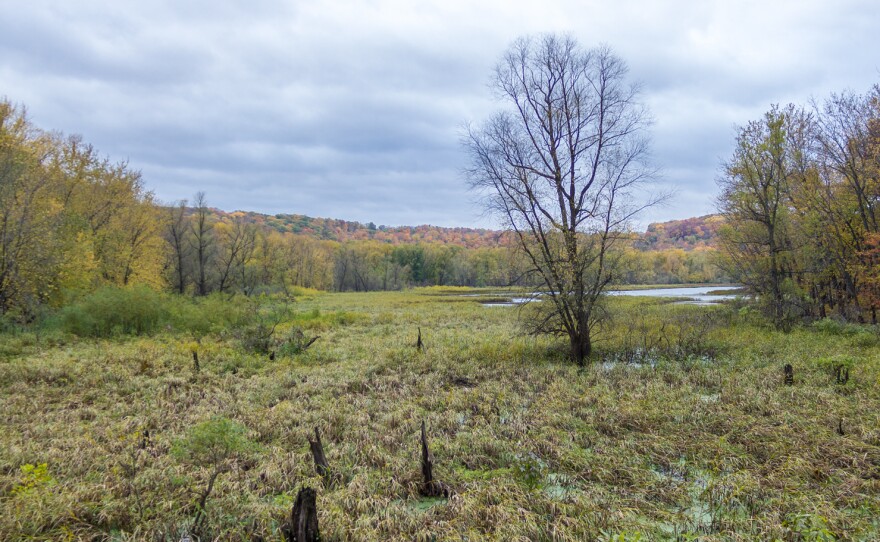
[1,100,164,317]
[717,82,880,326]
[0,97,724,321]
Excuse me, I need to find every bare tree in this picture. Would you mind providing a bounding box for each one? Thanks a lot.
[465,35,660,365]
[217,217,257,293]
[813,89,879,234]
[165,200,190,294]
[190,192,214,296]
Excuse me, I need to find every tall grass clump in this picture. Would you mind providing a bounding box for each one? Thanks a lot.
[599,298,729,363]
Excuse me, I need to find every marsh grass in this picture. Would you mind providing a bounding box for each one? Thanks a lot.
[0,289,878,540]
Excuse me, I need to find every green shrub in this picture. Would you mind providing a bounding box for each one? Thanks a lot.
[812,318,871,337]
[510,452,547,490]
[784,513,837,541]
[817,355,856,379]
[10,463,55,496]
[233,302,293,354]
[55,289,262,339]
[275,327,321,357]
[58,286,168,337]
[172,416,261,534]
[172,416,260,467]
[167,294,249,337]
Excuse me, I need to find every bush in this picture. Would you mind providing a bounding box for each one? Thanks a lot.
[812,318,860,336]
[604,303,726,363]
[168,294,250,338]
[55,289,261,339]
[275,327,321,357]
[172,416,261,534]
[812,318,879,346]
[172,416,260,468]
[58,286,168,337]
[234,302,293,354]
[817,355,857,380]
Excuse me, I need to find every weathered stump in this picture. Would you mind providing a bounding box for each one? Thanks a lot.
[282,487,320,542]
[835,364,849,385]
[783,364,793,385]
[416,327,424,351]
[419,420,449,497]
[139,429,150,450]
[192,350,200,373]
[308,427,330,480]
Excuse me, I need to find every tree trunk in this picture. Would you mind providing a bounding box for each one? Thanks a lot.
[176,250,186,294]
[569,328,591,367]
[308,428,329,480]
[419,420,448,497]
[420,420,433,487]
[193,467,222,533]
[283,487,320,542]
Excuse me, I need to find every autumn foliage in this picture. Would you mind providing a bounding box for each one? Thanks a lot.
[0,96,728,322]
[717,82,880,324]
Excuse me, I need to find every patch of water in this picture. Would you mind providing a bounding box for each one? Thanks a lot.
[482,297,533,307]
[601,348,658,369]
[391,496,448,513]
[651,460,716,535]
[601,360,655,370]
[609,286,740,305]
[468,286,742,307]
[544,472,580,501]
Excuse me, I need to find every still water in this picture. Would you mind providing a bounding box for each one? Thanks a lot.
[480,286,740,306]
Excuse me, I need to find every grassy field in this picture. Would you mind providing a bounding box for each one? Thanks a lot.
[1,288,879,541]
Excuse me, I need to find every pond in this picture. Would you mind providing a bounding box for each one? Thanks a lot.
[475,286,742,306]
[608,286,741,305]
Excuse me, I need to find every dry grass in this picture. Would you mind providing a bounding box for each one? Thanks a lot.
[1,290,878,541]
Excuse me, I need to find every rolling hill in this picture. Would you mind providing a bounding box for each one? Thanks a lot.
[214,209,723,251]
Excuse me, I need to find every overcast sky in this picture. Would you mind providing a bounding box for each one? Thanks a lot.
[2,0,878,228]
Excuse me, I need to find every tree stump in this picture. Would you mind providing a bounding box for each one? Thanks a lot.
[419,420,449,497]
[139,429,150,450]
[835,365,849,385]
[308,427,330,480]
[416,327,424,351]
[192,350,200,373]
[282,487,320,542]
[783,364,793,385]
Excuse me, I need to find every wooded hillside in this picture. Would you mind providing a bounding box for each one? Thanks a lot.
[216,210,724,251]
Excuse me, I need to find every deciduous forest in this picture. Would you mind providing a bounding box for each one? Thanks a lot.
[0,98,728,324]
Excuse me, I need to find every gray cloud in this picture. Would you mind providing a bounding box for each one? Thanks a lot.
[3,0,878,228]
